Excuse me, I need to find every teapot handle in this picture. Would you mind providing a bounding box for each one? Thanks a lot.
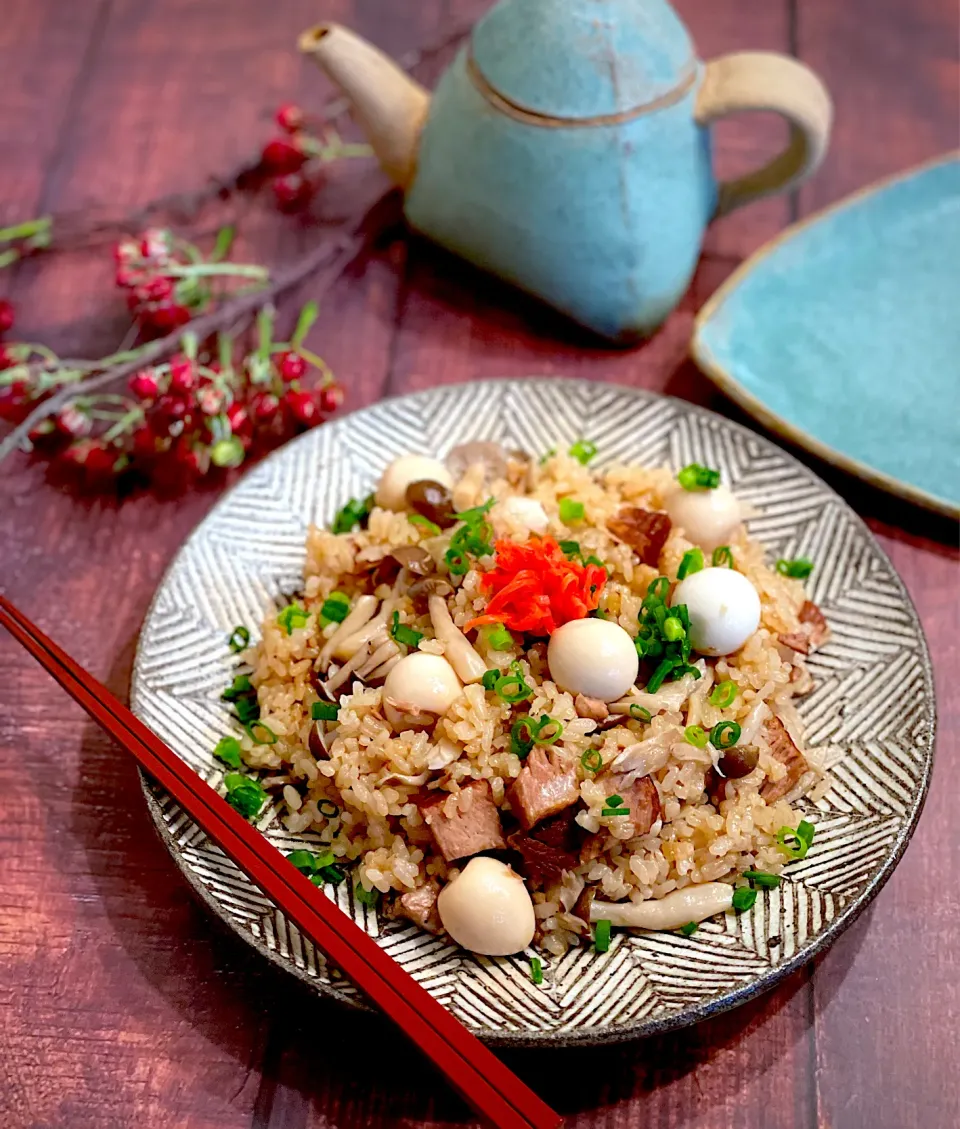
[694,52,833,216]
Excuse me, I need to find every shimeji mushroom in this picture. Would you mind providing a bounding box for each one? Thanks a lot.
[375,455,453,511]
[319,594,378,670]
[590,883,735,932]
[428,595,486,684]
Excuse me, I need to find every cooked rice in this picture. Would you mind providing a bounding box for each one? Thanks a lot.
[241,451,825,954]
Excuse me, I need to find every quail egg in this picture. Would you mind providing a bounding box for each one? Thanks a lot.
[665,483,742,552]
[382,652,462,729]
[547,618,639,702]
[671,566,761,656]
[437,857,536,955]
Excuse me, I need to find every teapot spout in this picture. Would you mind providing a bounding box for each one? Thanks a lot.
[298,24,430,190]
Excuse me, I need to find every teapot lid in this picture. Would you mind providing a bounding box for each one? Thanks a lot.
[470,0,695,121]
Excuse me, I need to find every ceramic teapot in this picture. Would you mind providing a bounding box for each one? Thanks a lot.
[300,0,832,341]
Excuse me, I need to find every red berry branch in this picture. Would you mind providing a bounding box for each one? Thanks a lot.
[0,13,476,493]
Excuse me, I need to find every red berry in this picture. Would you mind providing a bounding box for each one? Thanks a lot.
[318,383,344,414]
[116,266,138,288]
[250,391,279,423]
[277,350,307,383]
[0,299,14,335]
[154,394,191,431]
[226,402,252,438]
[132,426,157,459]
[129,370,160,400]
[272,172,315,213]
[276,103,305,133]
[114,239,139,264]
[197,385,227,416]
[28,418,59,445]
[84,443,119,482]
[0,380,30,423]
[140,229,171,260]
[261,138,307,175]
[284,388,320,428]
[0,344,19,370]
[169,356,196,394]
[144,301,191,331]
[55,405,92,438]
[143,276,174,302]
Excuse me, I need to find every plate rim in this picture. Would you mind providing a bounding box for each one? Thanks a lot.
[131,376,938,1046]
[691,150,960,522]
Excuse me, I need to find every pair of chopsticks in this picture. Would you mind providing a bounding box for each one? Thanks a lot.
[0,594,561,1129]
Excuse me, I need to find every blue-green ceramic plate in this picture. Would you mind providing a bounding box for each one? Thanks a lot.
[692,154,960,518]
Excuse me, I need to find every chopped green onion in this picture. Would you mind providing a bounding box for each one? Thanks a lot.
[332,494,374,534]
[223,773,267,819]
[510,716,537,758]
[286,849,336,875]
[732,886,757,912]
[744,869,781,889]
[629,704,652,721]
[601,807,630,817]
[529,957,544,985]
[213,736,243,769]
[355,883,379,907]
[605,794,624,807]
[559,539,581,558]
[709,680,739,708]
[444,549,469,576]
[662,615,685,642]
[646,577,670,602]
[320,593,350,623]
[646,656,678,695]
[677,548,704,580]
[481,668,499,691]
[677,463,721,491]
[311,701,339,722]
[776,819,816,860]
[408,513,441,536]
[679,922,698,937]
[776,557,815,579]
[568,439,598,465]
[318,799,340,819]
[245,720,277,745]
[221,674,253,701]
[585,555,606,569]
[538,447,557,465]
[684,724,708,748]
[581,749,603,773]
[235,696,260,724]
[534,715,564,746]
[228,626,250,653]
[485,623,514,650]
[559,497,585,524]
[277,602,310,634]
[321,863,346,885]
[494,662,533,704]
[390,610,423,649]
[712,546,734,568]
[453,498,495,525]
[709,720,741,749]
[593,918,611,952]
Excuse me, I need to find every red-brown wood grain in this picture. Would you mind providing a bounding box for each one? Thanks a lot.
[1,2,958,1127]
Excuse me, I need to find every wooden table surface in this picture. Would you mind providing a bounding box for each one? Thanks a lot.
[1,2,958,1127]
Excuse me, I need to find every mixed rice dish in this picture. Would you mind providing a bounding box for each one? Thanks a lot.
[217,441,829,959]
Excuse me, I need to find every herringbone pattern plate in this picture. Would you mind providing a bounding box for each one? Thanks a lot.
[131,380,935,1045]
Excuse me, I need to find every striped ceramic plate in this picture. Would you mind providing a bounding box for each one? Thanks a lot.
[131,379,935,1045]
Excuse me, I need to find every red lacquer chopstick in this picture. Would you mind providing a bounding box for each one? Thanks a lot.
[0,594,561,1129]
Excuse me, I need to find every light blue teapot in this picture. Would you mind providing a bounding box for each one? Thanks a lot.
[300,0,832,341]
